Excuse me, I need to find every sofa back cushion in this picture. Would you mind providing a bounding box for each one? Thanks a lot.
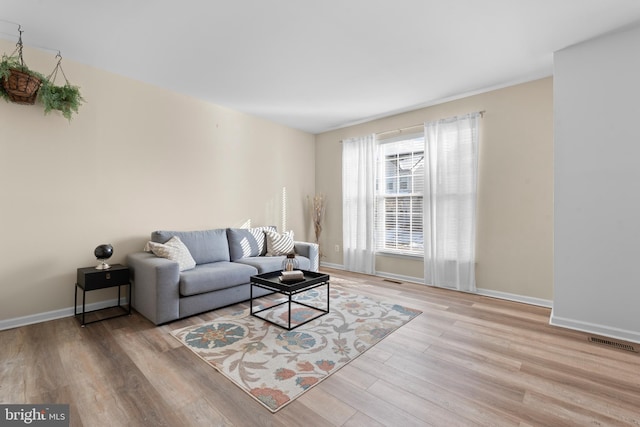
[152,229,230,264]
[226,226,276,261]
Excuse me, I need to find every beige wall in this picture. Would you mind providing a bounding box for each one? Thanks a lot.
[0,38,552,322]
[315,78,553,301]
[0,40,315,323]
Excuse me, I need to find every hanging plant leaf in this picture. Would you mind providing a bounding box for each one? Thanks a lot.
[38,81,85,121]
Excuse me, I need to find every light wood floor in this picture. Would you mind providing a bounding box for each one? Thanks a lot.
[1,267,639,426]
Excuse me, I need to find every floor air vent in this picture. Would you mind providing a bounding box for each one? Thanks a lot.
[588,337,638,353]
[382,278,403,284]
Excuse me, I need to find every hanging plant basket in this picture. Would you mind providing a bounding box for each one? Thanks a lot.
[0,57,44,105]
[0,27,44,105]
[2,68,42,104]
[6,89,39,105]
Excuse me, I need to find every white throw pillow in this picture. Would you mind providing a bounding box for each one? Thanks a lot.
[144,236,196,271]
[265,230,295,256]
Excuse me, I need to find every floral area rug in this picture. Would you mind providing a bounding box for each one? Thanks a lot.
[171,285,422,412]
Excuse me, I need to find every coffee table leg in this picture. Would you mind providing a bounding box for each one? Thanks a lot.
[288,293,292,330]
[327,281,330,313]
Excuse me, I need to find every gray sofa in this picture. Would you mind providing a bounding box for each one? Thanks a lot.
[126,227,319,325]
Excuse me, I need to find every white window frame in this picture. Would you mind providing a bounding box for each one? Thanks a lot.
[375,133,425,257]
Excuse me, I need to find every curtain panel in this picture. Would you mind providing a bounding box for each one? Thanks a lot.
[342,134,377,274]
[424,113,480,292]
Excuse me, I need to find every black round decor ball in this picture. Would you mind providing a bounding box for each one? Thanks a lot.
[94,244,114,259]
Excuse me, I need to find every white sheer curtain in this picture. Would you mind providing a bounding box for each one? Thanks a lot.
[342,134,376,274]
[424,113,480,292]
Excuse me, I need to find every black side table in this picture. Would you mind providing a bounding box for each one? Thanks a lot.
[74,264,131,326]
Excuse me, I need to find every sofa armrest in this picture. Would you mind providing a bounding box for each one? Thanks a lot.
[294,241,320,272]
[126,252,181,325]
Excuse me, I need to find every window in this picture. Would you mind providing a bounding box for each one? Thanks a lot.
[375,134,424,255]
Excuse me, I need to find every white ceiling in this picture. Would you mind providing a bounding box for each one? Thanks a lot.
[2,0,640,134]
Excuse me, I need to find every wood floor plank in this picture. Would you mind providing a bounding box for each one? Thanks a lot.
[296,386,358,426]
[0,327,26,403]
[521,390,633,427]
[366,378,484,427]
[1,266,639,426]
[317,374,428,427]
[351,355,521,426]
[342,411,386,427]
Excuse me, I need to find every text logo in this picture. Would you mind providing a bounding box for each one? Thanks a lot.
[0,405,69,427]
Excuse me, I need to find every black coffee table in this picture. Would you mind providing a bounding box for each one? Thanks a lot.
[250,270,330,330]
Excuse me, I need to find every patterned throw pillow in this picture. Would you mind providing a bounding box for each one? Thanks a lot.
[265,230,295,256]
[144,236,196,271]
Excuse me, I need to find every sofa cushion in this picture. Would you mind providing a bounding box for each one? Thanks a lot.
[144,236,196,271]
[234,255,311,274]
[227,226,276,261]
[152,229,230,264]
[179,262,258,296]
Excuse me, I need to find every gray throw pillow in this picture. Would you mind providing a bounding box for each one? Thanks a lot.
[152,229,230,264]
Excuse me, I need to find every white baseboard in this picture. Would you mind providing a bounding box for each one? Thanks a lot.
[319,261,345,270]
[476,288,553,308]
[550,311,640,344]
[0,298,128,331]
